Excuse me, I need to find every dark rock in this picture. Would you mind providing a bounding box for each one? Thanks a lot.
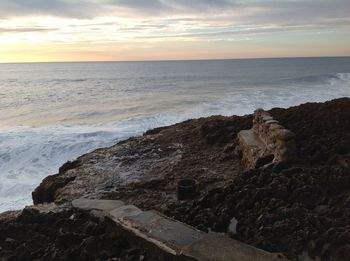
[59,159,81,174]
[272,161,290,173]
[200,116,252,144]
[32,175,76,204]
[255,154,274,168]
[0,208,165,261]
[334,141,350,155]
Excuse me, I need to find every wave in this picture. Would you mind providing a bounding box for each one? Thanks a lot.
[0,124,125,212]
[335,72,350,82]
[280,72,350,85]
[51,78,88,83]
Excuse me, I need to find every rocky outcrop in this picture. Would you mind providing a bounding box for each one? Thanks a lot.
[31,115,250,206]
[2,98,350,261]
[238,109,296,169]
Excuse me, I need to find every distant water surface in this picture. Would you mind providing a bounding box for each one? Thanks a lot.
[0,57,350,212]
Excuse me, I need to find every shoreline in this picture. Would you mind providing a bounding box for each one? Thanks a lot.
[1,97,350,260]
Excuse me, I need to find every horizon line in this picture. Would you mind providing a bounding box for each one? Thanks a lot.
[1,55,349,65]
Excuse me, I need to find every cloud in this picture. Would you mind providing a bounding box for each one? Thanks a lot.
[0,0,99,19]
[167,0,235,12]
[0,0,349,48]
[134,23,341,40]
[0,0,238,18]
[248,0,350,26]
[109,0,166,10]
[0,26,57,34]
[0,0,349,25]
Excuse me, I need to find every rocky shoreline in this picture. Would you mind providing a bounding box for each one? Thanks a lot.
[1,98,350,260]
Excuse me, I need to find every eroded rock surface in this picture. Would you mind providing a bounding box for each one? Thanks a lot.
[33,115,250,209]
[33,135,184,204]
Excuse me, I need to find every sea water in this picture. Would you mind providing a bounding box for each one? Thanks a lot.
[1,57,350,212]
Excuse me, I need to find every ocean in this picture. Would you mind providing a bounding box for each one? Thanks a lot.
[1,57,350,212]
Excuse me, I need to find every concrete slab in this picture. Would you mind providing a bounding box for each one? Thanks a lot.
[182,233,286,261]
[109,205,143,220]
[119,211,205,255]
[72,198,125,212]
[148,213,204,249]
[71,199,286,260]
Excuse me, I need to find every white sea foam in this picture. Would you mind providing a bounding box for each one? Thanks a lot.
[0,125,119,211]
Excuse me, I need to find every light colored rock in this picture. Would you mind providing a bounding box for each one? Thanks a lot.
[269,124,284,131]
[109,205,142,220]
[275,129,296,141]
[33,135,184,204]
[262,116,274,122]
[265,120,279,125]
[182,233,287,261]
[72,198,125,212]
[238,130,270,169]
[238,109,297,169]
[113,210,204,255]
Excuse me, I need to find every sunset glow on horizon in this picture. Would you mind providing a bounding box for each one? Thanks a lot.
[1,0,350,63]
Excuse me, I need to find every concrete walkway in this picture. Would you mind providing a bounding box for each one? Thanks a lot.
[72,198,287,261]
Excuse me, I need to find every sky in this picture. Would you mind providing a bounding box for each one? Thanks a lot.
[0,0,349,62]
